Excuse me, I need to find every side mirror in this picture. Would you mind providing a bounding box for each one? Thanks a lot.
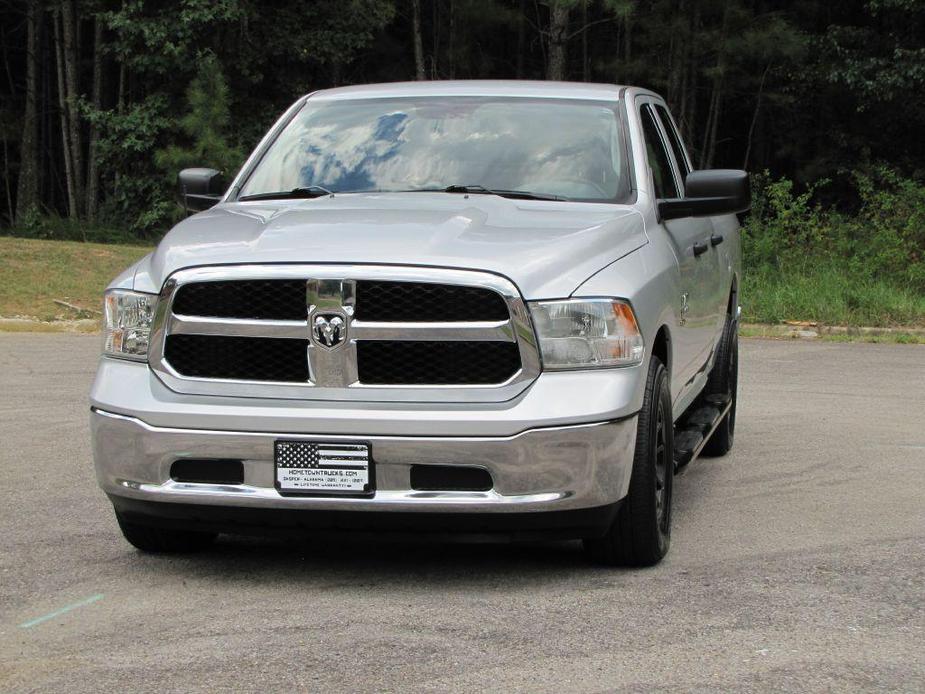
[658,169,750,221]
[178,168,225,213]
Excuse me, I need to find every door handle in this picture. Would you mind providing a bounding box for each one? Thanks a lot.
[692,241,709,257]
[710,234,724,247]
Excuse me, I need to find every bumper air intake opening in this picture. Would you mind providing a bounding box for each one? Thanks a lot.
[170,459,245,485]
[410,465,493,492]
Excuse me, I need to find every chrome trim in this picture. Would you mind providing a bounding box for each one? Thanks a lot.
[92,408,635,513]
[169,315,308,339]
[123,479,565,506]
[148,264,541,403]
[350,320,515,342]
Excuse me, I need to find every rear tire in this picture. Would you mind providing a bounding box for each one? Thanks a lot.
[702,314,738,457]
[583,356,673,567]
[115,510,216,553]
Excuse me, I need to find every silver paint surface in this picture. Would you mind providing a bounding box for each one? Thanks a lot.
[94,81,741,515]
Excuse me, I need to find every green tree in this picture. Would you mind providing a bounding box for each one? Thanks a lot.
[155,53,244,181]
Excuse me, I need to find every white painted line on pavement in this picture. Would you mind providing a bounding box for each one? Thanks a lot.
[19,594,105,628]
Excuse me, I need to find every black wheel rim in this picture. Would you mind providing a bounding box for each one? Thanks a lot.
[654,402,671,532]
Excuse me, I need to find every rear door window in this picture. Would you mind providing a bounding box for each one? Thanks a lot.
[655,104,691,182]
[639,105,680,199]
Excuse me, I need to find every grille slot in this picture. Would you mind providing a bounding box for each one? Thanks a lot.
[410,465,493,491]
[357,341,520,385]
[354,281,509,322]
[172,280,306,320]
[170,459,244,485]
[165,334,309,382]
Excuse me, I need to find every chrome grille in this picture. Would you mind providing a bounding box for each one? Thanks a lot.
[173,279,509,323]
[148,265,540,403]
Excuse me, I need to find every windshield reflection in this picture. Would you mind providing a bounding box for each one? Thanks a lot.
[239,97,630,203]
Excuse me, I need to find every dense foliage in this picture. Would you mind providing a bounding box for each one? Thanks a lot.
[746,169,924,290]
[741,169,925,324]
[1,1,924,287]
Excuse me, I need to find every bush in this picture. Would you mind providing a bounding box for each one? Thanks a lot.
[4,213,148,245]
[82,93,174,238]
[848,169,925,289]
[740,168,925,326]
[743,168,925,292]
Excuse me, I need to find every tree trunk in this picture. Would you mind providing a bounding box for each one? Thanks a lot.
[546,2,569,81]
[678,45,690,134]
[667,0,686,108]
[53,6,77,219]
[699,0,730,169]
[448,0,456,78]
[15,0,41,223]
[412,0,426,80]
[430,0,438,78]
[623,12,631,64]
[1,25,12,223]
[685,5,700,149]
[516,0,525,78]
[581,0,589,81]
[1,25,15,94]
[667,29,676,104]
[86,17,103,221]
[3,138,12,225]
[117,61,125,113]
[113,60,125,200]
[61,0,84,217]
[703,84,723,169]
[676,2,694,136]
[743,64,770,170]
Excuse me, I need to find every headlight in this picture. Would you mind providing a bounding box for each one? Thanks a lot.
[102,289,157,360]
[529,298,644,369]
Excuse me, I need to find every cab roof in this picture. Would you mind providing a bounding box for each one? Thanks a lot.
[309,80,639,102]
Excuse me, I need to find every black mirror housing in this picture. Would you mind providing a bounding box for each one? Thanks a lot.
[658,169,750,221]
[178,168,225,212]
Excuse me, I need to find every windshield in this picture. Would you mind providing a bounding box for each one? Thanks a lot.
[237,96,631,203]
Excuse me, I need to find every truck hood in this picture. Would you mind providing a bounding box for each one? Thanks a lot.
[135,193,646,299]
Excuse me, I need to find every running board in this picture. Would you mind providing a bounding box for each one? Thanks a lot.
[673,393,732,471]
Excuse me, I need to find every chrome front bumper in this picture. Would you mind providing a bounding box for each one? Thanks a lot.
[92,409,636,515]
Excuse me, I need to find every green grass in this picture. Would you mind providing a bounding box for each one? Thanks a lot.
[739,324,925,344]
[0,237,152,320]
[1,237,923,332]
[741,263,925,328]
[820,332,925,344]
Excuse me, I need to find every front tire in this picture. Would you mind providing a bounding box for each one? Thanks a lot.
[115,510,216,553]
[584,356,674,567]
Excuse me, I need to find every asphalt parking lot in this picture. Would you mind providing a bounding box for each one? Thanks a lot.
[0,333,923,692]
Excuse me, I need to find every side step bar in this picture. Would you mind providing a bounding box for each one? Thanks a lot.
[673,393,732,471]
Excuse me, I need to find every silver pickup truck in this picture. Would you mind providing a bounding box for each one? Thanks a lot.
[91,81,748,566]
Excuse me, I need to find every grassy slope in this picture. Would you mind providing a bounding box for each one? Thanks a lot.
[742,263,925,327]
[1,237,922,328]
[0,237,152,320]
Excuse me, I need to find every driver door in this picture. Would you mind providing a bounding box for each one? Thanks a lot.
[637,99,719,393]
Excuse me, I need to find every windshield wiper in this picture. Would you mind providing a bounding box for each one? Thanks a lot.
[238,185,334,202]
[442,184,567,201]
[401,184,567,201]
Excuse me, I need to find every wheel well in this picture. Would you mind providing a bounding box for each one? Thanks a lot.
[727,275,738,316]
[652,326,670,374]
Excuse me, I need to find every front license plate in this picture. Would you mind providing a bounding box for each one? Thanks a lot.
[274,440,373,496]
